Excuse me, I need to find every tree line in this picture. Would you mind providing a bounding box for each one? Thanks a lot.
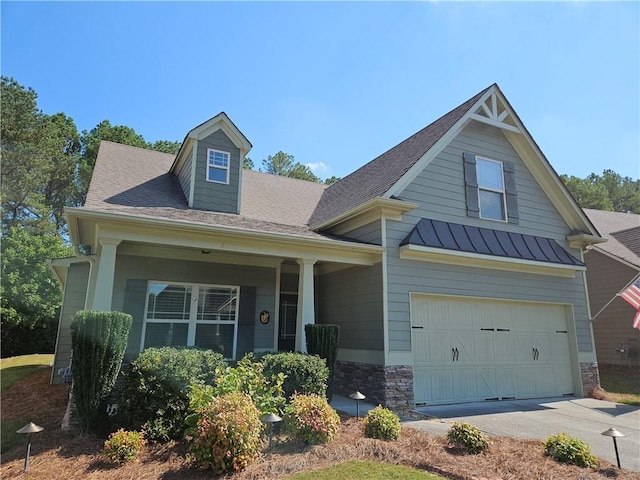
[1,75,638,357]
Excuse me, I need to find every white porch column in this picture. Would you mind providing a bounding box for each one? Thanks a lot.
[295,258,317,353]
[91,238,121,311]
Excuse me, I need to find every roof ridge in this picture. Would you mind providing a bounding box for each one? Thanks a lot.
[99,139,178,158]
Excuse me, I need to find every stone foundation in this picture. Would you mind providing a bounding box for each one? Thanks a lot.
[580,362,601,395]
[334,361,414,410]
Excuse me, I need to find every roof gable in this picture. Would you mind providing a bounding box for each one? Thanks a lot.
[585,208,640,268]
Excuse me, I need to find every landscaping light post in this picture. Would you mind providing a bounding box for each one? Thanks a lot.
[349,391,366,419]
[16,422,44,472]
[601,427,625,469]
[262,413,282,449]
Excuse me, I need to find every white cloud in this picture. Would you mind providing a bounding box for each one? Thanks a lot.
[306,161,330,174]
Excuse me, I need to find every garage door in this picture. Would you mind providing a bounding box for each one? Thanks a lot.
[411,295,575,405]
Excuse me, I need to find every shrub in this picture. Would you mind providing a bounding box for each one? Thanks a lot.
[284,393,340,445]
[261,352,328,400]
[103,429,146,463]
[305,324,340,400]
[211,354,285,416]
[543,433,596,468]
[187,391,262,474]
[118,346,226,442]
[446,422,489,454]
[70,310,132,433]
[363,406,401,441]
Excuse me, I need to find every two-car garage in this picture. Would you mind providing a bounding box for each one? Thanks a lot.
[411,294,577,405]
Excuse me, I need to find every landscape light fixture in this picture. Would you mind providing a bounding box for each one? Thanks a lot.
[262,412,282,449]
[601,427,625,468]
[349,391,366,419]
[16,422,44,472]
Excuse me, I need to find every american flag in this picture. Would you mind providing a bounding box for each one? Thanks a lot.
[620,278,640,330]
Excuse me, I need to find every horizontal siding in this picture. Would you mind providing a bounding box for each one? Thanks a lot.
[52,262,90,384]
[317,263,384,351]
[112,255,277,358]
[386,121,592,354]
[592,297,640,365]
[192,129,241,213]
[342,220,382,244]
[175,145,192,202]
[585,250,638,314]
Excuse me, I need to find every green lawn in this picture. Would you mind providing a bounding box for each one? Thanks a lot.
[0,354,54,393]
[599,364,640,406]
[287,461,447,479]
[1,354,55,454]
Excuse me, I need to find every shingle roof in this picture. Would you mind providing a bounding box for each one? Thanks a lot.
[401,218,584,266]
[584,209,640,267]
[308,86,492,228]
[85,141,329,240]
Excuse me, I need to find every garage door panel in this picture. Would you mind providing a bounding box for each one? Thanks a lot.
[411,295,575,405]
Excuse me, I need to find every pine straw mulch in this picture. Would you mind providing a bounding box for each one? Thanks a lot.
[2,368,639,480]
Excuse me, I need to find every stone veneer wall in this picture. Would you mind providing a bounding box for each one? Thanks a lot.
[580,362,601,395]
[334,360,414,409]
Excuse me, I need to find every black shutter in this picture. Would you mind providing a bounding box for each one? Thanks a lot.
[122,279,148,360]
[236,286,256,359]
[503,161,519,224]
[463,152,480,218]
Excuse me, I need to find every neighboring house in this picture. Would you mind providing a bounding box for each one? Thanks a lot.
[51,84,605,408]
[583,209,640,366]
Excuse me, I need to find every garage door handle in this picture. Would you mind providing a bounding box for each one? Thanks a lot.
[533,348,539,360]
[452,348,459,362]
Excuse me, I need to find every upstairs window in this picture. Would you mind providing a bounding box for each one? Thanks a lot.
[476,157,506,221]
[207,149,230,184]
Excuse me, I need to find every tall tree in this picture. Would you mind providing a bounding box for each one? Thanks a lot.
[261,151,321,183]
[561,170,640,213]
[560,175,614,211]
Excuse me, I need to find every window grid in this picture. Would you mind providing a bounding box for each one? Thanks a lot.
[207,149,230,184]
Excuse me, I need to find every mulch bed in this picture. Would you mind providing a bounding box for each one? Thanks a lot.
[2,368,639,480]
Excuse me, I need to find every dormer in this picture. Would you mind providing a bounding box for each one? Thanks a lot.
[170,112,252,214]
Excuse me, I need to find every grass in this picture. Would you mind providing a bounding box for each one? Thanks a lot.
[287,460,447,479]
[598,364,640,406]
[0,353,54,393]
[0,354,56,454]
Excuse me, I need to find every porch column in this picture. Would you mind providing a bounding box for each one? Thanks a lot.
[295,258,317,353]
[91,238,121,311]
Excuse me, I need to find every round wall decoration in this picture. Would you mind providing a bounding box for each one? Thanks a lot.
[259,310,270,325]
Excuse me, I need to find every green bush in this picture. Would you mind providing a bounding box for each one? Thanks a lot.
[261,352,328,400]
[70,310,132,433]
[305,324,340,401]
[187,391,262,474]
[103,429,146,463]
[284,393,340,445]
[363,406,401,441]
[446,422,489,454]
[118,346,226,442]
[211,354,286,416]
[543,433,596,468]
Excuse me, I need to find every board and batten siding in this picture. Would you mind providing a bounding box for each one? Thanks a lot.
[384,121,592,354]
[175,144,193,202]
[111,255,277,359]
[317,263,384,353]
[192,129,241,213]
[52,262,90,384]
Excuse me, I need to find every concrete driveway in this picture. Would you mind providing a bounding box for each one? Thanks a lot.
[405,397,640,472]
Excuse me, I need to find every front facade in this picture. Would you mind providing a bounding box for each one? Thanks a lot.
[51,85,604,408]
[583,209,640,366]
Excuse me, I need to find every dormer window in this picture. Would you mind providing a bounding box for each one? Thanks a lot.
[476,157,506,221]
[207,149,230,184]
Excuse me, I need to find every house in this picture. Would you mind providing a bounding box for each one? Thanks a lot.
[51,84,606,408]
[583,209,640,366]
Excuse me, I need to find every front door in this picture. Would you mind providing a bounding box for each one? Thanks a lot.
[278,294,297,351]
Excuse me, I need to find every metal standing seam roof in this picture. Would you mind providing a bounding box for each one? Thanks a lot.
[401,218,585,266]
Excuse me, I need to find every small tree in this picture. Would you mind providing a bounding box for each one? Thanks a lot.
[305,324,340,400]
[70,310,132,433]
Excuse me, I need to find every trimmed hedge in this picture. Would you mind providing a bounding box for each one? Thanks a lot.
[261,352,328,400]
[118,346,226,442]
[363,406,401,441]
[70,310,132,433]
[305,324,340,400]
[284,393,340,445]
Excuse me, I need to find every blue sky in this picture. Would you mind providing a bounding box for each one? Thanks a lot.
[2,2,639,181]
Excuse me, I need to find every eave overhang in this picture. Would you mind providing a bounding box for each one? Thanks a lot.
[315,197,419,235]
[566,233,608,249]
[65,207,383,266]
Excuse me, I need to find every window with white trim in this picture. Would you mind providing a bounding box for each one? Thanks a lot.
[476,157,506,221]
[141,282,239,359]
[206,149,230,184]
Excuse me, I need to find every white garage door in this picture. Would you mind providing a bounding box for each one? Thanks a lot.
[411,295,575,405]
